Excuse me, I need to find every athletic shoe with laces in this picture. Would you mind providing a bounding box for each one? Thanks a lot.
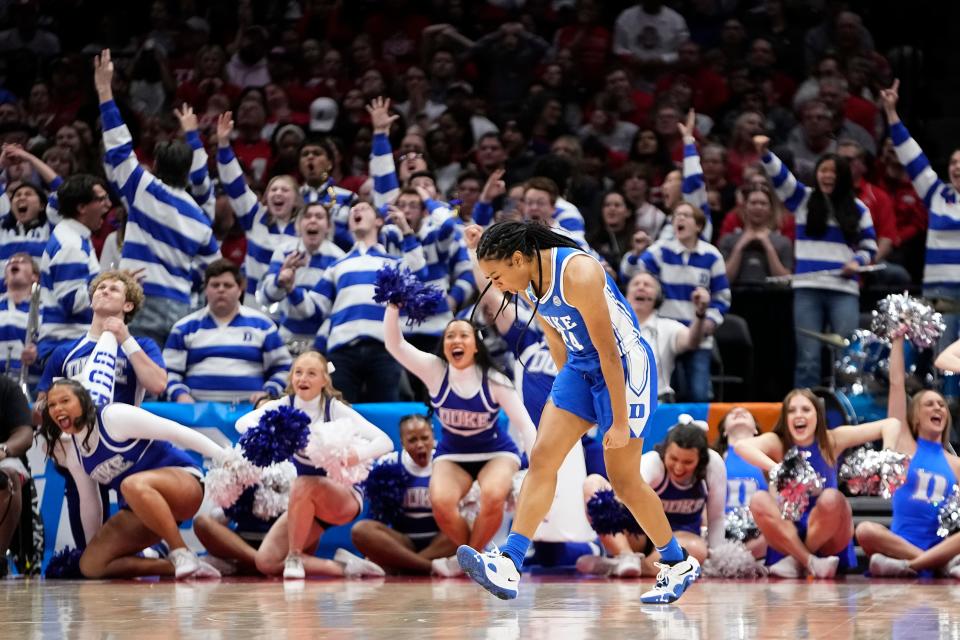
[575,554,618,576]
[613,552,644,578]
[334,548,386,578]
[457,544,521,600]
[168,548,200,579]
[431,555,463,577]
[639,555,701,605]
[768,555,802,578]
[806,555,840,579]
[283,553,305,580]
[869,553,917,578]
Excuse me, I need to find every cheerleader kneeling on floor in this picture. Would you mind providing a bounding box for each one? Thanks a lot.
[41,378,229,579]
[236,351,394,579]
[580,421,727,577]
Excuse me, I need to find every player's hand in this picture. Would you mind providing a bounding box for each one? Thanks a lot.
[603,424,630,450]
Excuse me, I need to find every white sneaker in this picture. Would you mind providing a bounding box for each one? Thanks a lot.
[431,555,463,577]
[168,548,200,579]
[200,555,235,577]
[640,555,701,604]
[807,555,840,579]
[283,553,305,580]
[614,553,644,578]
[334,548,386,578]
[868,553,916,578]
[575,554,618,576]
[768,556,802,579]
[191,560,222,580]
[457,544,521,600]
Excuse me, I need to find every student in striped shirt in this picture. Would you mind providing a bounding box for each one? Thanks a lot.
[754,134,877,388]
[216,110,301,303]
[95,50,220,348]
[298,136,356,251]
[621,202,730,402]
[297,201,427,403]
[164,259,292,405]
[0,145,61,270]
[880,80,960,357]
[38,173,110,362]
[256,202,345,349]
[382,188,475,396]
[0,254,38,379]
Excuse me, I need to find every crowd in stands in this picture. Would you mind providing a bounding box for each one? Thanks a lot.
[0,0,959,580]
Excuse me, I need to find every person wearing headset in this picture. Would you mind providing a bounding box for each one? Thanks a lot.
[625,272,709,403]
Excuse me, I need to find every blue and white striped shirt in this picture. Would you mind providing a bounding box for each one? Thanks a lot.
[294,241,427,353]
[472,197,587,248]
[163,305,292,402]
[38,218,100,357]
[217,144,298,298]
[626,237,730,349]
[186,129,214,220]
[0,294,28,375]
[257,237,345,343]
[370,133,400,209]
[101,100,220,304]
[381,217,475,336]
[657,141,713,242]
[761,151,877,295]
[889,122,960,299]
[300,179,357,252]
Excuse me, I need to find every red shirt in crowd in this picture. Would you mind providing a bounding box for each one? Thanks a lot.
[855,179,898,245]
[655,69,729,116]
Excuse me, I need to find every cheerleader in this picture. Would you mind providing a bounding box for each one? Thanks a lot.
[735,388,901,578]
[713,406,768,559]
[236,350,392,579]
[40,377,229,579]
[383,303,537,554]
[581,421,726,577]
[855,332,960,578]
[350,414,458,575]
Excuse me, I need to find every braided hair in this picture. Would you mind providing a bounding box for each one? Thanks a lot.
[470,221,582,368]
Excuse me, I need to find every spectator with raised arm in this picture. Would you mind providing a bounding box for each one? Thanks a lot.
[95,50,219,348]
[880,79,960,358]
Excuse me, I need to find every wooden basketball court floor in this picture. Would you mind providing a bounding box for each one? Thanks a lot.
[2,575,957,639]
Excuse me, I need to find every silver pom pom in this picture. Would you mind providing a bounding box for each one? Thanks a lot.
[206,445,262,508]
[871,292,946,349]
[252,461,297,520]
[769,447,824,521]
[725,506,760,542]
[703,540,768,578]
[839,447,910,499]
[936,486,960,538]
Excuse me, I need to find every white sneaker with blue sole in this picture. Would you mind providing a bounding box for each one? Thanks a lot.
[456,545,521,600]
[640,555,701,604]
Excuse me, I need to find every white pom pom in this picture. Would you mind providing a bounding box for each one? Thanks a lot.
[205,445,261,508]
[253,461,297,520]
[703,540,768,579]
[459,481,481,525]
[303,419,372,485]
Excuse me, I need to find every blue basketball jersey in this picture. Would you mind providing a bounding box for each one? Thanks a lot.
[71,405,199,493]
[40,334,165,406]
[503,323,556,427]
[724,447,768,512]
[524,246,642,370]
[892,438,958,551]
[431,367,521,459]
[654,471,709,535]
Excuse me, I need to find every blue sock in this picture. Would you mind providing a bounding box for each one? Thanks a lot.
[499,532,531,572]
[656,537,684,563]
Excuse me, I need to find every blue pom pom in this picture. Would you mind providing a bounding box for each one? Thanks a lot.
[363,459,408,526]
[373,263,445,326]
[224,485,258,522]
[45,547,84,579]
[586,489,641,536]
[239,405,311,467]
